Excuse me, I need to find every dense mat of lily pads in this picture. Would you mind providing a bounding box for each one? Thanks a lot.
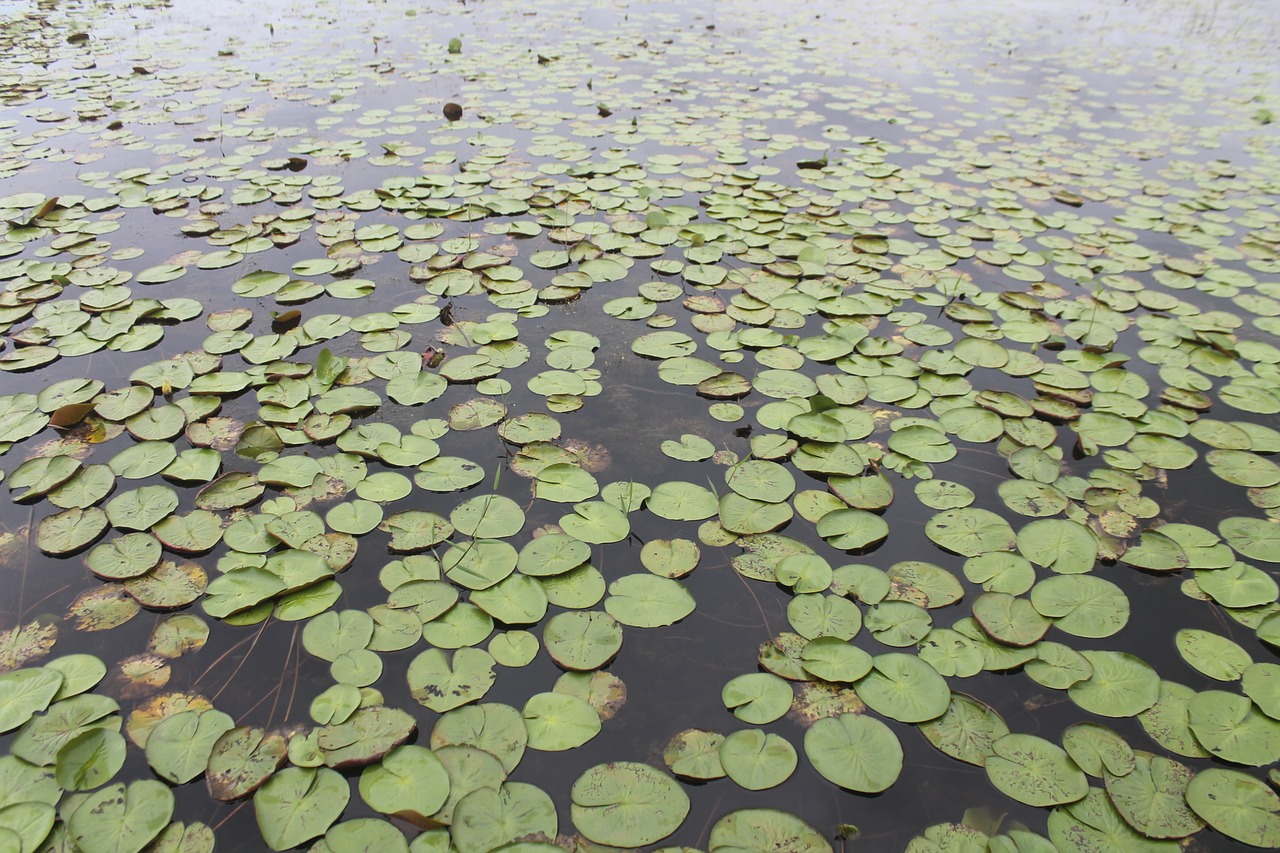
[1,0,1279,850]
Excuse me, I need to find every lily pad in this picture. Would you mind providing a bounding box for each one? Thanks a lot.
[985,733,1088,808]
[804,713,902,793]
[570,762,689,848]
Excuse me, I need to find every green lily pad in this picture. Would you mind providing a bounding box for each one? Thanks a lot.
[1185,768,1280,848]
[856,653,950,723]
[663,729,726,781]
[918,693,1009,767]
[640,538,700,578]
[36,507,108,555]
[144,709,235,785]
[1104,752,1203,839]
[358,745,450,825]
[254,766,349,851]
[317,707,415,768]
[816,508,889,550]
[205,726,288,801]
[1138,681,1211,759]
[722,673,792,724]
[570,762,689,848]
[451,494,525,538]
[522,692,601,751]
[55,727,126,791]
[1187,690,1280,766]
[986,733,1088,808]
[927,508,1016,556]
[708,809,831,853]
[452,782,557,853]
[1062,722,1135,778]
[720,729,797,791]
[973,592,1051,647]
[646,481,719,521]
[1048,787,1178,853]
[560,501,630,543]
[1017,519,1098,574]
[724,460,796,503]
[604,574,695,627]
[1069,651,1161,718]
[1175,628,1252,681]
[804,713,902,793]
[1030,575,1129,638]
[1220,517,1280,562]
[68,780,174,853]
[0,668,64,734]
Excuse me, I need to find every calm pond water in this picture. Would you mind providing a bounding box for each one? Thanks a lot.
[1,0,1278,851]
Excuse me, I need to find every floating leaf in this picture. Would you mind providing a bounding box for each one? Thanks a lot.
[663,729,726,781]
[985,733,1088,808]
[144,709,235,785]
[804,713,902,793]
[522,692,600,751]
[254,766,349,851]
[722,673,793,724]
[69,780,174,853]
[604,574,695,627]
[1185,768,1280,848]
[570,762,689,848]
[407,648,496,712]
[358,745,450,826]
[720,729,797,791]
[708,809,831,853]
[856,653,950,723]
[1104,752,1203,839]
